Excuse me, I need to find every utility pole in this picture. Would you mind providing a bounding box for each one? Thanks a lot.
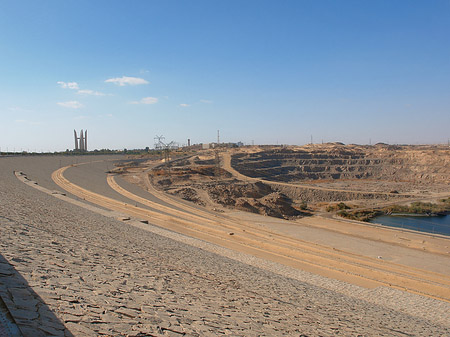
[154,135,176,175]
[154,135,165,150]
[215,130,221,179]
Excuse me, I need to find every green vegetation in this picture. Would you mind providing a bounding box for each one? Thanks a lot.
[299,200,308,210]
[326,202,350,212]
[336,199,450,222]
[383,201,450,215]
[337,210,383,222]
[0,148,198,157]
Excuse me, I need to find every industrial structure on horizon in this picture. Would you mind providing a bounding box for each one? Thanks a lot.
[74,129,87,151]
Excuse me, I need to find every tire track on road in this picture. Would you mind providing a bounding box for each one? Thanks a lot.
[44,164,450,302]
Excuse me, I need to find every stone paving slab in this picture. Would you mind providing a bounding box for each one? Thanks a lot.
[0,295,22,337]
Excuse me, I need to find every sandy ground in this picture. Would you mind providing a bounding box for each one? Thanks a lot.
[111,155,450,297]
[227,211,450,274]
[1,155,450,336]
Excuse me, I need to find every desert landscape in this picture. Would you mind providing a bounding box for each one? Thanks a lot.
[3,2,450,336]
[124,143,450,220]
[1,144,449,336]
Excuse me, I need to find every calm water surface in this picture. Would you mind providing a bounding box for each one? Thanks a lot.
[369,214,450,236]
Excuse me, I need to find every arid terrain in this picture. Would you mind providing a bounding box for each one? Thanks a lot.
[1,148,450,336]
[120,143,450,219]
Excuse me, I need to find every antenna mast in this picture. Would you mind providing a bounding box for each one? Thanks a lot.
[215,130,221,179]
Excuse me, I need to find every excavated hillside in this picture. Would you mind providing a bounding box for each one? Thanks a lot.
[231,144,450,184]
[145,156,304,219]
[121,144,450,220]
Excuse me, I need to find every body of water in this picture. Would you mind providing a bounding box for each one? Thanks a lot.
[369,214,450,236]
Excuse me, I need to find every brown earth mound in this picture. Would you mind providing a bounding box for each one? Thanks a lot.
[206,182,302,219]
[119,144,450,220]
[170,187,206,206]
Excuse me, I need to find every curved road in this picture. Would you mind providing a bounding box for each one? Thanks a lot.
[47,160,450,302]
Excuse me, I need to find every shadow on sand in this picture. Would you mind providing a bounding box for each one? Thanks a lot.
[0,253,74,337]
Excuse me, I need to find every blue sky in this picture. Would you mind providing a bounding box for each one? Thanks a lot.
[1,1,449,151]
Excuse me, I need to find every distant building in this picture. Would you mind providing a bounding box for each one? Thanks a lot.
[74,129,87,151]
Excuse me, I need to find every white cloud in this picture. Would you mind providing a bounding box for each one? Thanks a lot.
[130,97,158,105]
[200,99,213,104]
[77,89,107,96]
[141,97,158,104]
[105,76,149,86]
[179,103,190,107]
[57,101,84,109]
[57,81,79,90]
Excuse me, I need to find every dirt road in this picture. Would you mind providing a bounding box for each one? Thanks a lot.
[50,161,450,303]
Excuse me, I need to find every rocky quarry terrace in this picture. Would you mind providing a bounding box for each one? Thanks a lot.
[144,144,450,219]
[231,144,450,185]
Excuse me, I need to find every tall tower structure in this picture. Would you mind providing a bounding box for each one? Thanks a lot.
[74,129,88,152]
[80,129,85,151]
[74,130,79,150]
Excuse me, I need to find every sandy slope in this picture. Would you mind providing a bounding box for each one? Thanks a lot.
[1,155,449,336]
